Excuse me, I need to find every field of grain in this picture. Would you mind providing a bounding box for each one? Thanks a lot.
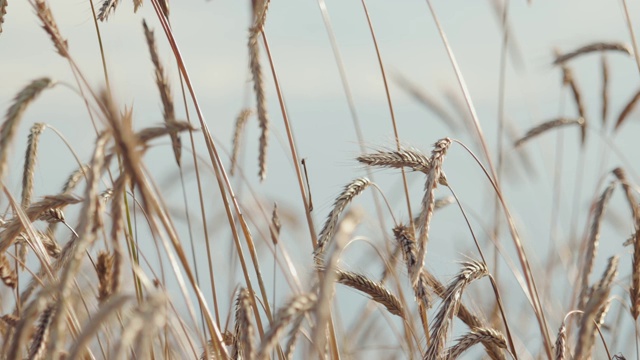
[1,1,640,359]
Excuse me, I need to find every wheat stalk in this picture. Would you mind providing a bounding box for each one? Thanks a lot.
[601,54,609,125]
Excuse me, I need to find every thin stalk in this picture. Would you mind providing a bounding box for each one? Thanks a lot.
[425,2,553,356]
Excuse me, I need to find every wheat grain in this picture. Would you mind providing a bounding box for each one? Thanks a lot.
[554,42,632,65]
[0,253,16,288]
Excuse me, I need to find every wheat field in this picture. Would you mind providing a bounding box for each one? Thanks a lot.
[1,0,640,359]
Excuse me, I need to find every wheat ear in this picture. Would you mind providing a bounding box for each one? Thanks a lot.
[249,20,269,181]
[554,41,632,65]
[230,108,253,175]
[0,78,54,183]
[232,288,255,360]
[97,0,117,21]
[578,180,615,310]
[426,260,489,360]
[632,227,640,319]
[574,286,611,360]
[27,303,54,360]
[314,178,370,263]
[415,138,451,284]
[560,64,587,145]
[615,87,640,131]
[514,117,584,148]
[256,293,316,360]
[357,148,447,185]
[554,320,567,360]
[96,250,115,304]
[142,19,182,166]
[443,327,507,359]
[335,268,404,317]
[0,253,16,288]
[21,123,47,208]
[0,0,6,33]
[32,0,68,57]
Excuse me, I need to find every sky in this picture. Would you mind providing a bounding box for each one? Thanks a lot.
[2,0,640,357]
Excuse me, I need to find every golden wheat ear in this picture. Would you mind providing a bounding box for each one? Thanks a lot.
[0,78,55,183]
